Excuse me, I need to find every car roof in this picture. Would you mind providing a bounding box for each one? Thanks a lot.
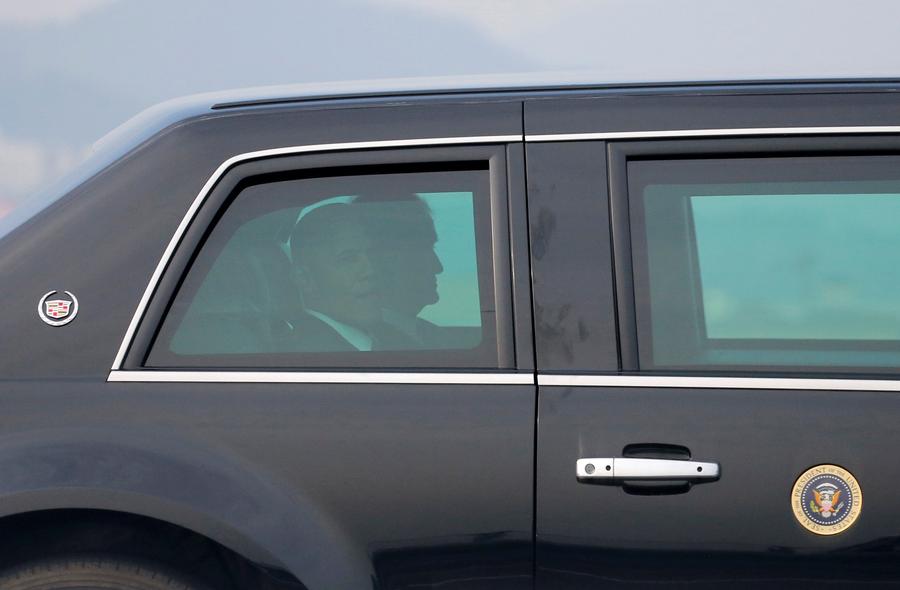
[92,72,900,158]
[5,72,898,243]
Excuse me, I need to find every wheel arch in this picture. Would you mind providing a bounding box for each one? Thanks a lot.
[0,428,372,589]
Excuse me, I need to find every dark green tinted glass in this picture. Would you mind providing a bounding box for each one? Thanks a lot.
[692,193,900,341]
[631,156,900,372]
[147,169,497,368]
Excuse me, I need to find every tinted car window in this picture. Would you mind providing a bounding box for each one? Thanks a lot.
[629,155,900,372]
[146,167,500,368]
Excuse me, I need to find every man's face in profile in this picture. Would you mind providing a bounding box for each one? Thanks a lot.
[299,217,382,328]
[367,201,443,317]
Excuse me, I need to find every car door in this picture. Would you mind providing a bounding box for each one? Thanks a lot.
[105,100,537,589]
[528,89,900,588]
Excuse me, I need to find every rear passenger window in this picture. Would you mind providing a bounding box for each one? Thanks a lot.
[146,166,501,368]
[629,155,900,373]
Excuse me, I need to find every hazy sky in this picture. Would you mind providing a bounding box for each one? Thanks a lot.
[2,0,900,214]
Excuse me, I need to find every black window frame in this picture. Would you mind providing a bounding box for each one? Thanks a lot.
[124,144,524,371]
[609,135,900,377]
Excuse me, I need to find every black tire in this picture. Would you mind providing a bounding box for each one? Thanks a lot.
[0,556,208,590]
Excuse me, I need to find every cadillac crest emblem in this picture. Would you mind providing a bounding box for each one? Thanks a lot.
[37,290,79,327]
[791,464,862,535]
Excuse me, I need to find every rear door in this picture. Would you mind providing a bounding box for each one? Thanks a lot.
[108,101,537,589]
[528,90,900,588]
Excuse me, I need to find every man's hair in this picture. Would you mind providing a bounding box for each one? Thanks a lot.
[290,202,362,269]
[354,194,436,244]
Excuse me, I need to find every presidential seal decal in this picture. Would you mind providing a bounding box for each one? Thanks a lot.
[37,290,79,327]
[791,464,862,536]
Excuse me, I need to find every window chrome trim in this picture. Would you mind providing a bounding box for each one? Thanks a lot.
[110,371,900,389]
[526,126,900,142]
[109,370,534,385]
[538,374,900,392]
[111,134,523,371]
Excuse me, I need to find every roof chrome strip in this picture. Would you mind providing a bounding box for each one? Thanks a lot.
[109,370,534,385]
[526,126,900,142]
[538,374,900,392]
[110,134,522,371]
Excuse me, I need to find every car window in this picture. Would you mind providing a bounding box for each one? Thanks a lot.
[628,155,900,373]
[145,167,500,368]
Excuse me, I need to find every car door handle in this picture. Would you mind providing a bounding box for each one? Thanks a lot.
[576,457,720,481]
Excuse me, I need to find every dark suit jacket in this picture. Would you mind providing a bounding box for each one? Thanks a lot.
[286,311,414,352]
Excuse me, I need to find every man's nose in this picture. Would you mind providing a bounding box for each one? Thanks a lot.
[429,249,443,274]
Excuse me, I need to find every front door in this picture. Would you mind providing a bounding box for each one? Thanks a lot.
[527,92,900,588]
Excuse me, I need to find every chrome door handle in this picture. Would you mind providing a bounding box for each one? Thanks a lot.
[576,457,720,481]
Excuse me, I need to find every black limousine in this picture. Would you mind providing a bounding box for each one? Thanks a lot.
[1,77,899,588]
